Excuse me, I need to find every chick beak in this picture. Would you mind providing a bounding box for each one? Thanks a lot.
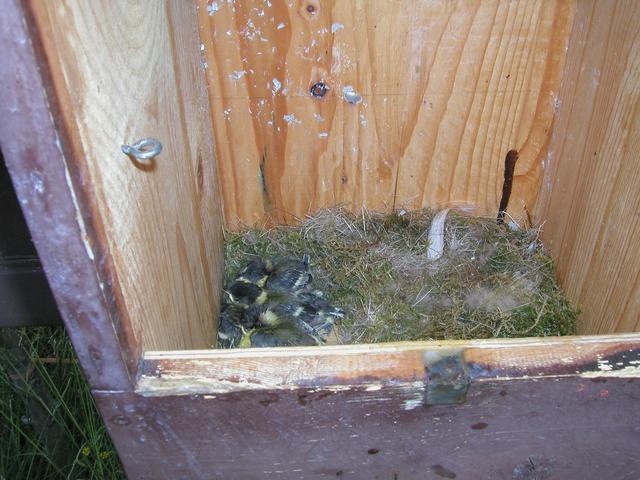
[239,325,254,348]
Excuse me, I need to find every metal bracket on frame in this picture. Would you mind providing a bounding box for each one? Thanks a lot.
[423,349,470,405]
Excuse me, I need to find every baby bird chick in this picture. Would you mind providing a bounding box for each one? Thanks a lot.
[251,329,318,348]
[245,291,324,345]
[218,255,343,348]
[294,289,344,336]
[225,281,265,307]
[245,290,302,325]
[243,322,319,348]
[217,302,245,348]
[296,290,345,318]
[237,257,273,287]
[266,255,313,292]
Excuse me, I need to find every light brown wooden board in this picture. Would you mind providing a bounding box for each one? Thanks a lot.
[139,334,640,395]
[198,0,575,227]
[536,0,640,334]
[28,1,225,351]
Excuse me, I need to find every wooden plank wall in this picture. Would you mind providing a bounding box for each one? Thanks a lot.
[198,0,576,227]
[536,0,640,334]
[27,1,225,351]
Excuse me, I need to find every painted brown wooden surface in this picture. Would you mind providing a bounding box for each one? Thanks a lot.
[198,0,575,228]
[99,335,640,479]
[0,0,135,389]
[536,0,640,334]
[28,0,225,350]
[99,379,640,480]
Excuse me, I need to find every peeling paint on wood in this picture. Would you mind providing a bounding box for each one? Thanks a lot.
[138,335,640,397]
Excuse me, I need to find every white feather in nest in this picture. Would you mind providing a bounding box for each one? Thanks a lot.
[426,208,450,261]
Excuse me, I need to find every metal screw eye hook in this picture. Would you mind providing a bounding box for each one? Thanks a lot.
[121,138,163,160]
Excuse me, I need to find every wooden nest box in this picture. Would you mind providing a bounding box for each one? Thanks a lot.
[2,1,639,478]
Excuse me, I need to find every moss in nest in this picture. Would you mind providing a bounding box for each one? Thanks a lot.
[222,207,577,345]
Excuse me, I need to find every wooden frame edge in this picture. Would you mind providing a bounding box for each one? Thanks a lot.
[138,334,640,396]
[0,0,138,391]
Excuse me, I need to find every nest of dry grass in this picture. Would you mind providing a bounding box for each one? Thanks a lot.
[223,207,577,345]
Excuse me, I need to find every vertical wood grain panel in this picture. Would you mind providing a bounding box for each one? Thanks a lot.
[1,0,135,389]
[198,0,575,227]
[28,1,224,351]
[536,0,640,334]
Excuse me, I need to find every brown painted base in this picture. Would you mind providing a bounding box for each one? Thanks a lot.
[97,376,639,480]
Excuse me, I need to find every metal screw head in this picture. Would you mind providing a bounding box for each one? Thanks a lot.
[111,415,130,426]
[310,82,330,98]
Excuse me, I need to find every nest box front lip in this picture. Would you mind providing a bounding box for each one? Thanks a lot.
[135,334,640,397]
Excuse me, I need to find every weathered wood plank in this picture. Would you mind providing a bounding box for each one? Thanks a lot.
[0,0,135,389]
[536,0,640,334]
[99,334,640,479]
[27,0,225,350]
[139,334,640,395]
[198,0,575,227]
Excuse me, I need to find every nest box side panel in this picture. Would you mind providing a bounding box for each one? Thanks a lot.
[25,0,225,351]
[536,0,640,334]
[0,0,136,390]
